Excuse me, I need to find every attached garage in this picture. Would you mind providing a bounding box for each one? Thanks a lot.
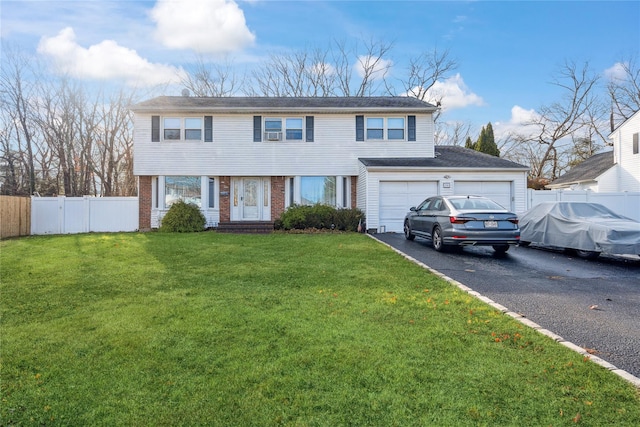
[454,181,513,211]
[379,181,438,232]
[359,146,529,233]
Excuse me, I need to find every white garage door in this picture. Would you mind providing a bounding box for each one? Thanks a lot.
[379,181,438,232]
[454,181,512,210]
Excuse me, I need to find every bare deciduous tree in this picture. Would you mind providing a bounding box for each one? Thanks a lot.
[607,54,640,126]
[181,56,241,97]
[0,45,39,195]
[508,61,601,180]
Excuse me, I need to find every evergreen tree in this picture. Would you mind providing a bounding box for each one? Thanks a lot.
[475,122,500,157]
[464,136,475,149]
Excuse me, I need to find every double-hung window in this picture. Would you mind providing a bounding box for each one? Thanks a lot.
[264,117,304,141]
[264,118,282,141]
[184,118,202,140]
[153,116,212,142]
[366,118,384,140]
[163,118,181,140]
[358,115,414,142]
[366,117,405,140]
[387,118,405,140]
[286,118,303,140]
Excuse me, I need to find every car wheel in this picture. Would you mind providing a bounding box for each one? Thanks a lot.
[519,241,530,247]
[432,225,445,252]
[575,249,600,260]
[404,221,415,241]
[492,244,510,253]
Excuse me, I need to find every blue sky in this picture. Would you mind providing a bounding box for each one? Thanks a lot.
[2,0,639,136]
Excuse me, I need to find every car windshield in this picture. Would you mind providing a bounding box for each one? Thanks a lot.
[449,198,504,210]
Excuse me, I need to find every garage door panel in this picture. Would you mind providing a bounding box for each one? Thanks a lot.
[379,181,437,233]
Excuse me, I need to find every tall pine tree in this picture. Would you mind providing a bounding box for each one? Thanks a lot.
[464,136,475,149]
[475,122,500,157]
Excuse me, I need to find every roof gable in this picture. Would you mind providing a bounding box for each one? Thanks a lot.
[549,151,615,186]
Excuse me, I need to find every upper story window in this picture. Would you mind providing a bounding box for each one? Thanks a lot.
[366,117,405,140]
[263,117,304,141]
[357,115,415,142]
[387,118,405,140]
[286,118,303,140]
[152,116,213,142]
[185,118,203,140]
[366,118,384,139]
[163,118,181,140]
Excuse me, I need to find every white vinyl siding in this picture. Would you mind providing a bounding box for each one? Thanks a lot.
[610,111,640,192]
[134,113,435,176]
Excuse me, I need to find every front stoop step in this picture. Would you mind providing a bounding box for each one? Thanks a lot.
[216,221,274,234]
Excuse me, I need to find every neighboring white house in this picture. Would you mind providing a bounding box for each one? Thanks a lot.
[548,110,640,192]
[132,96,529,232]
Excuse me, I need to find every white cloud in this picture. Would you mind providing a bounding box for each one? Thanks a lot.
[425,73,484,110]
[355,55,393,80]
[151,0,255,54]
[604,62,627,81]
[493,105,540,138]
[37,27,185,87]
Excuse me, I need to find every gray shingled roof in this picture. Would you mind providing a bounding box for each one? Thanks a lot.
[359,145,529,170]
[132,96,437,113]
[548,151,614,186]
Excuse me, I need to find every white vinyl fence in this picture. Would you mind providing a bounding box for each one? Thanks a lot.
[31,196,138,235]
[527,190,640,222]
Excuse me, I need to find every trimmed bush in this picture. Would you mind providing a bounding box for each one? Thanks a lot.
[159,200,206,232]
[277,204,365,232]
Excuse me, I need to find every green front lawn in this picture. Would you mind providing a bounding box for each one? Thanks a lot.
[1,232,639,426]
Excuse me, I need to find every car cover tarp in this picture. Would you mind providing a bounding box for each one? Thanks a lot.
[520,202,640,255]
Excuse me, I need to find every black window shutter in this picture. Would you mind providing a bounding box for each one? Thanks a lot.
[253,116,262,142]
[356,115,364,141]
[204,116,213,142]
[152,116,160,142]
[408,115,416,141]
[306,116,314,142]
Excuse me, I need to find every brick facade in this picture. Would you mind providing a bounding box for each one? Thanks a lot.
[271,176,286,221]
[219,176,230,222]
[350,176,357,209]
[138,176,152,231]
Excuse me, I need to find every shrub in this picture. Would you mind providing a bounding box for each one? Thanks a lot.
[159,200,206,232]
[277,204,365,232]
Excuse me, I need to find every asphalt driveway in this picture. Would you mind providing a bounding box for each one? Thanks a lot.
[372,232,640,381]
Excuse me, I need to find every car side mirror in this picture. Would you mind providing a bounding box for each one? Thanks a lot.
[409,207,417,212]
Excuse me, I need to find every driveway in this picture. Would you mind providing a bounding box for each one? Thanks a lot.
[372,233,640,380]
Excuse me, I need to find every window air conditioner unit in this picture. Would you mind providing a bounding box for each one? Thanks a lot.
[265,131,282,141]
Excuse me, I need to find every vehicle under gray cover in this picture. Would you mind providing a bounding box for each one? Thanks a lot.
[519,202,640,258]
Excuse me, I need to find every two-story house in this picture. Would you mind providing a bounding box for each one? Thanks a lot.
[132,96,529,232]
[548,109,640,192]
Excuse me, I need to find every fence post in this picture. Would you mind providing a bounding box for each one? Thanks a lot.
[84,196,91,233]
[58,196,65,234]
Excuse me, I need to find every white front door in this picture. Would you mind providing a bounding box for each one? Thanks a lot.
[231,178,271,221]
[242,178,259,220]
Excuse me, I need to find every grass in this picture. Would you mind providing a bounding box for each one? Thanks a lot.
[1,232,639,426]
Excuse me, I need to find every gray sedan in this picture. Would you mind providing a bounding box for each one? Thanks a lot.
[403,195,520,253]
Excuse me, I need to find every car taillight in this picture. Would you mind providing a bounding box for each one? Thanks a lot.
[450,216,470,224]
[508,218,519,225]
